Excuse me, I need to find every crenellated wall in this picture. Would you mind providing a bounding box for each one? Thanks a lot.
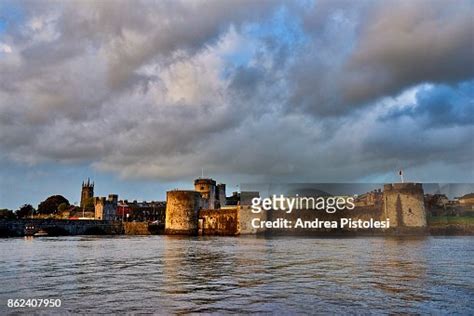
[94,195,118,220]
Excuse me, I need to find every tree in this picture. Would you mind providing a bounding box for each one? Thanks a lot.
[37,195,70,215]
[69,206,83,218]
[0,209,15,219]
[58,203,69,212]
[16,204,35,219]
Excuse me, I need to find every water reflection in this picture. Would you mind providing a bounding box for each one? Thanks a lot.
[0,236,472,314]
[368,238,429,306]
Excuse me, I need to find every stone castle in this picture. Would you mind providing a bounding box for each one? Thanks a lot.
[165,178,240,235]
[165,181,429,235]
[81,177,430,235]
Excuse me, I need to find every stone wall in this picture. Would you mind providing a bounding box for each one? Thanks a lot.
[0,219,123,237]
[94,196,118,220]
[239,205,268,235]
[198,208,239,236]
[94,197,106,220]
[123,222,151,235]
[383,183,427,227]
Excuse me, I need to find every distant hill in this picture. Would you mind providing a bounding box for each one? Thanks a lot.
[287,188,331,197]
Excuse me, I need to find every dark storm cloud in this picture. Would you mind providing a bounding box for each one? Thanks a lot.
[229,66,264,96]
[383,81,474,128]
[0,0,472,186]
[344,0,474,105]
[289,0,474,116]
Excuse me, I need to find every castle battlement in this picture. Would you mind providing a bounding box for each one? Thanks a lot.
[94,194,118,221]
[93,197,107,204]
[383,183,423,193]
[194,178,216,186]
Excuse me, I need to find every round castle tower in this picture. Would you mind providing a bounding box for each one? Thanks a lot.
[165,190,202,235]
[383,183,427,228]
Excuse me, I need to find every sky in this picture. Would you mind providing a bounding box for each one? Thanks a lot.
[0,0,473,209]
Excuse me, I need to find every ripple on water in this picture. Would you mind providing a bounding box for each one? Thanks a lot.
[0,236,473,314]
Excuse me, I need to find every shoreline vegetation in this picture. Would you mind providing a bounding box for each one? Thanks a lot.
[427,216,474,236]
[427,216,474,226]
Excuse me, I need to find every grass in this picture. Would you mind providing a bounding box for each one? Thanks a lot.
[428,216,474,226]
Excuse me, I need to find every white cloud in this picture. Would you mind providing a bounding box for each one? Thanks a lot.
[0,43,12,53]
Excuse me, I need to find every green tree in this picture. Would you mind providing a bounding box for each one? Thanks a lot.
[37,195,70,214]
[58,203,69,212]
[16,204,35,219]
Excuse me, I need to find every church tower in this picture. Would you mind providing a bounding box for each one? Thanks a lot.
[80,178,94,208]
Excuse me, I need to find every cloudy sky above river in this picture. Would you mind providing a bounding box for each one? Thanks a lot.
[0,0,473,209]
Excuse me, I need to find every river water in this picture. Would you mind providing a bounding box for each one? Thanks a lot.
[0,236,472,314]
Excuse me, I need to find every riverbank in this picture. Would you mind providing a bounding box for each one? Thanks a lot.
[427,216,474,235]
[1,217,473,237]
[0,219,165,237]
